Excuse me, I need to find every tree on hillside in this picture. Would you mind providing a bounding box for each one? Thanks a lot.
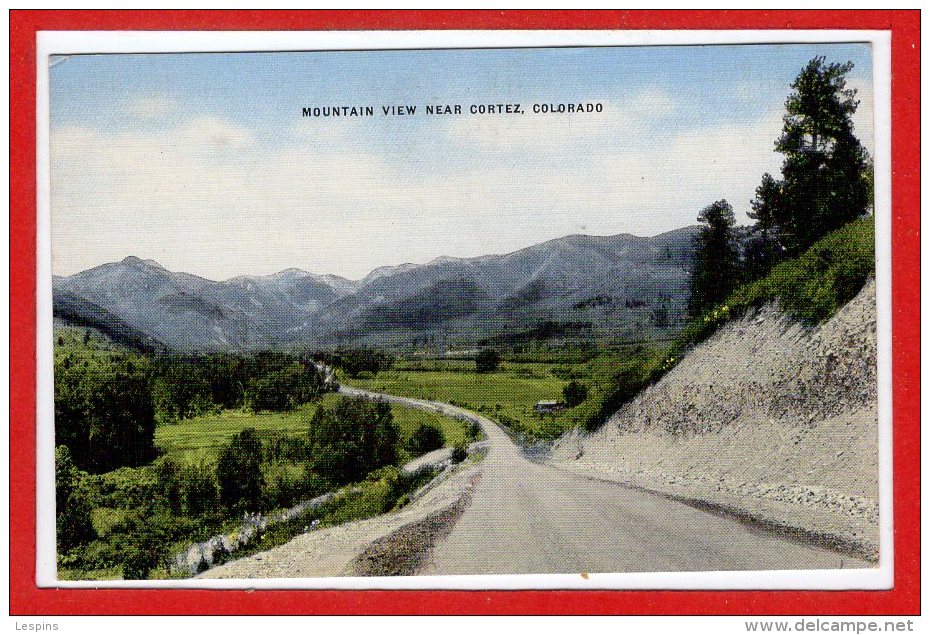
[55,445,95,552]
[475,349,501,373]
[752,57,872,255]
[54,353,158,473]
[688,200,740,318]
[743,173,784,278]
[216,428,265,511]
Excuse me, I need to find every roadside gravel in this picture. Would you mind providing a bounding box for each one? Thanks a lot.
[199,460,482,579]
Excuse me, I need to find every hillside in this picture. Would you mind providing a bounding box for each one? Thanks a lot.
[53,288,166,353]
[53,228,698,351]
[550,278,879,560]
[306,227,697,348]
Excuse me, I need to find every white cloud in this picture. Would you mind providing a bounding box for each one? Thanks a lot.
[50,95,835,281]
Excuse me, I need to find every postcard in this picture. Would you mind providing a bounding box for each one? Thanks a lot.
[31,27,896,595]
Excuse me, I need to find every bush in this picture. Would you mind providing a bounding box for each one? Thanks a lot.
[713,217,874,328]
[216,428,265,512]
[451,442,468,463]
[96,466,158,510]
[153,456,183,514]
[406,423,446,456]
[110,509,172,580]
[585,355,657,432]
[320,467,402,526]
[307,397,399,486]
[467,419,482,442]
[262,432,310,463]
[301,468,334,500]
[562,381,588,407]
[179,460,219,517]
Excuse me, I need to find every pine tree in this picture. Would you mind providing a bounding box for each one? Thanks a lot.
[688,200,739,318]
[757,57,871,254]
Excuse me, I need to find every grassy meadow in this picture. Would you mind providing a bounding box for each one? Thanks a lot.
[345,354,638,441]
[155,393,469,466]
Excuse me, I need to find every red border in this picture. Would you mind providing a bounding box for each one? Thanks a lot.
[9,10,920,615]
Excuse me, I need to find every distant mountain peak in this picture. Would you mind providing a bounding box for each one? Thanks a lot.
[121,255,165,270]
[272,267,310,278]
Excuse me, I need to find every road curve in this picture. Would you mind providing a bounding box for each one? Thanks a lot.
[339,386,867,574]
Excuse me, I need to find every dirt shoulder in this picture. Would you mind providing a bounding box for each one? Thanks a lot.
[200,461,482,579]
[350,473,480,576]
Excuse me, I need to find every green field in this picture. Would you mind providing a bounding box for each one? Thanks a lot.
[345,355,632,440]
[155,392,469,465]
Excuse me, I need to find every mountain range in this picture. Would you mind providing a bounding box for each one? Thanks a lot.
[53,227,698,352]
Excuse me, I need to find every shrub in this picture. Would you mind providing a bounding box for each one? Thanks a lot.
[451,442,468,463]
[301,468,334,500]
[96,466,158,510]
[55,446,96,552]
[467,419,482,441]
[406,423,446,456]
[262,432,310,463]
[562,381,588,407]
[262,466,313,510]
[585,355,656,432]
[321,467,401,526]
[307,397,399,486]
[153,456,182,513]
[111,510,172,580]
[714,217,874,327]
[475,349,501,373]
[180,460,219,517]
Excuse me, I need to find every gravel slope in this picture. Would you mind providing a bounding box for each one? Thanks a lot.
[550,279,879,561]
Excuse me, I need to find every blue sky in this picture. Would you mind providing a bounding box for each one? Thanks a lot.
[49,43,873,279]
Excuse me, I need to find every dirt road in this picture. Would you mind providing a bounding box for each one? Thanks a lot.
[341,386,868,574]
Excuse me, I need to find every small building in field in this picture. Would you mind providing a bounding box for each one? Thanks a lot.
[534,400,563,414]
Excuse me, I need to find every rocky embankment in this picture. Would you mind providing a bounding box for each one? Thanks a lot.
[551,279,880,561]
